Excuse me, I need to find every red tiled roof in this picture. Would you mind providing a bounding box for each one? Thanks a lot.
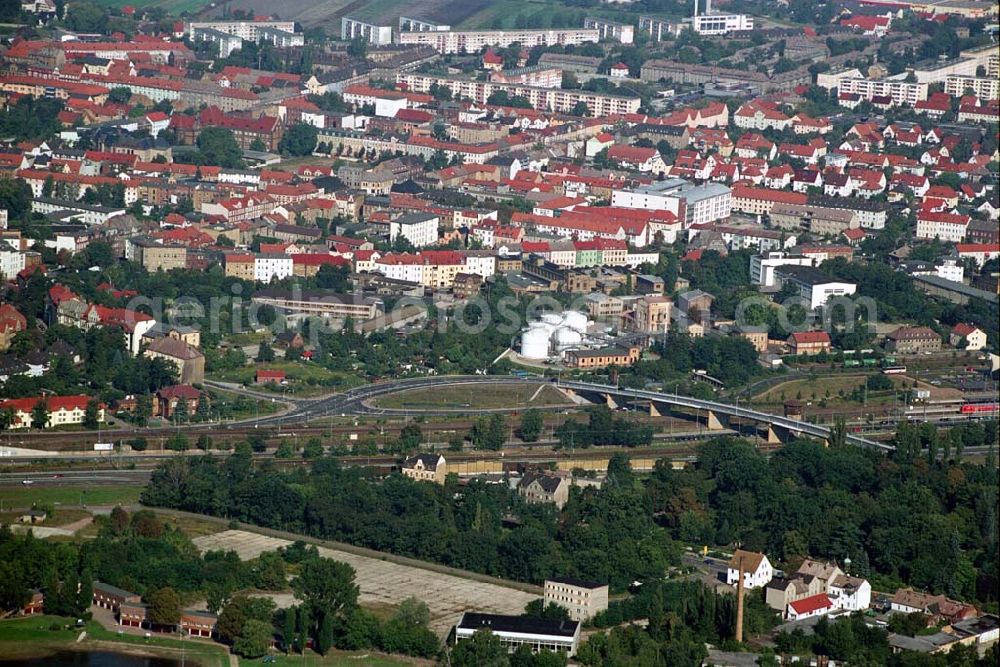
[790,593,833,615]
[790,331,831,344]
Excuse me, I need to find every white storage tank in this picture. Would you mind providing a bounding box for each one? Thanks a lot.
[563,310,588,332]
[541,313,564,326]
[520,327,551,359]
[553,327,583,348]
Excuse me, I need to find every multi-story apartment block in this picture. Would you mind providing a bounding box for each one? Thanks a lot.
[396,73,639,117]
[397,28,599,54]
[837,76,929,106]
[544,578,610,622]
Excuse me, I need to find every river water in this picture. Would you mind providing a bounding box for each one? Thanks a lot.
[0,651,190,667]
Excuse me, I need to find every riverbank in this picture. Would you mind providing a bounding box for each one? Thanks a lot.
[0,615,230,667]
[0,615,426,666]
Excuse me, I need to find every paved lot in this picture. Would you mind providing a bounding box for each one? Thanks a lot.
[193,529,538,636]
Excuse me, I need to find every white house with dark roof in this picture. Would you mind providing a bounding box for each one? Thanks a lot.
[726,549,773,589]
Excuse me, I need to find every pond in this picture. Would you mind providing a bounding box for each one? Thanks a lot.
[0,651,192,667]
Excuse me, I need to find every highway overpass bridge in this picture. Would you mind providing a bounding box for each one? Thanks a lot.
[257,375,893,453]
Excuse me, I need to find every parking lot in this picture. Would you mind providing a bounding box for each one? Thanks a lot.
[193,529,538,636]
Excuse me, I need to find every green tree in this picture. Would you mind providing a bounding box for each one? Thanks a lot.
[279,123,319,157]
[347,36,367,59]
[292,557,359,624]
[451,629,508,667]
[233,618,273,659]
[146,587,182,627]
[30,399,49,430]
[108,87,132,104]
[518,409,543,443]
[196,127,244,169]
[256,341,275,362]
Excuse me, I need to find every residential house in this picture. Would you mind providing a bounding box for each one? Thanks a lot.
[143,336,205,384]
[726,550,774,589]
[518,472,571,509]
[950,323,986,351]
[788,330,832,356]
[401,453,446,484]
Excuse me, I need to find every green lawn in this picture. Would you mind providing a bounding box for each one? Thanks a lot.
[0,484,143,510]
[374,383,571,410]
[241,650,418,666]
[209,362,364,397]
[93,0,208,14]
[0,615,230,667]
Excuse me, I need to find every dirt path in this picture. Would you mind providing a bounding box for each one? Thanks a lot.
[56,516,93,533]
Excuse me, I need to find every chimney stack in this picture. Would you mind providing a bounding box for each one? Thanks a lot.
[735,554,745,643]
[705,0,712,14]
[693,0,699,18]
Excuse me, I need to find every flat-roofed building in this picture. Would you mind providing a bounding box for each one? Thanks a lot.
[544,578,609,621]
[563,345,640,369]
[251,289,383,320]
[455,613,581,656]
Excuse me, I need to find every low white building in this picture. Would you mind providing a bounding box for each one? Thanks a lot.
[455,613,581,657]
[787,593,835,621]
[774,265,857,309]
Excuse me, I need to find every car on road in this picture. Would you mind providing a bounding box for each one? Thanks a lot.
[21,479,33,485]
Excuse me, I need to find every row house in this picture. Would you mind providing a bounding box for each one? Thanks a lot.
[916,211,970,242]
[0,395,105,429]
[201,193,275,223]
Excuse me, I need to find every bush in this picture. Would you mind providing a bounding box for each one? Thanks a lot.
[129,437,148,451]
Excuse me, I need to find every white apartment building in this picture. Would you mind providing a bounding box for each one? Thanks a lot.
[0,241,25,280]
[254,253,294,282]
[909,57,978,84]
[186,20,297,41]
[389,213,439,248]
[544,578,610,622]
[837,76,929,106]
[583,17,634,44]
[916,213,969,243]
[751,252,817,287]
[945,75,999,100]
[960,44,999,78]
[691,12,754,35]
[341,17,394,45]
[396,73,640,116]
[397,28,599,54]
[611,179,731,228]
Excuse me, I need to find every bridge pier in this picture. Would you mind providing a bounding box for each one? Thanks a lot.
[706,410,728,431]
[602,393,618,410]
[648,401,661,417]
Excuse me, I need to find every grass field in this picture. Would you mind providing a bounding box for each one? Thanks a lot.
[753,374,926,406]
[92,0,208,13]
[209,362,364,397]
[374,382,571,410]
[240,650,418,666]
[0,484,143,511]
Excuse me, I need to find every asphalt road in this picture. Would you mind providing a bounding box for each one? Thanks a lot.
[0,469,152,487]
